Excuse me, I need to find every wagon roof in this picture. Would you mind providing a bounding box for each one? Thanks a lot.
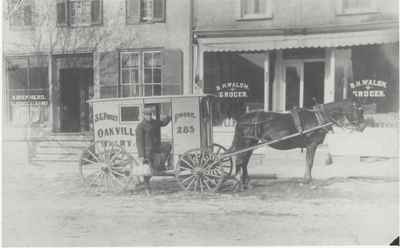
[87,94,216,104]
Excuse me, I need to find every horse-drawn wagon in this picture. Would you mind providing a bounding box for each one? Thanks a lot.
[79,94,365,193]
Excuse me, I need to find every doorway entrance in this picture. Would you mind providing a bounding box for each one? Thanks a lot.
[284,60,325,110]
[59,68,93,132]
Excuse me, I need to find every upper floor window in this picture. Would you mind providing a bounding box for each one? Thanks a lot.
[240,0,272,19]
[57,0,102,27]
[120,51,162,96]
[126,0,165,24]
[337,0,377,15]
[8,0,33,28]
[116,49,181,97]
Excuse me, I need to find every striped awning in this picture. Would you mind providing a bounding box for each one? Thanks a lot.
[198,29,398,52]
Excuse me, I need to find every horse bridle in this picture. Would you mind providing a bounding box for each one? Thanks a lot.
[317,103,363,131]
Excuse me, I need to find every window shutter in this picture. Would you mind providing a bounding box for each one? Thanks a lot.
[91,0,102,25]
[100,51,120,98]
[153,0,165,22]
[161,49,182,95]
[23,5,32,25]
[56,0,68,26]
[126,0,141,24]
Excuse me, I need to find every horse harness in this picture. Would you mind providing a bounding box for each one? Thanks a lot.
[240,105,333,142]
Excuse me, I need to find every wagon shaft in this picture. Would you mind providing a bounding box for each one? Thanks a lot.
[219,122,334,159]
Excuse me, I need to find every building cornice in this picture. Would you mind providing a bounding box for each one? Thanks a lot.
[193,21,399,39]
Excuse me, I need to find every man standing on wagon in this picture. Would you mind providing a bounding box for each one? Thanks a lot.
[135,105,172,171]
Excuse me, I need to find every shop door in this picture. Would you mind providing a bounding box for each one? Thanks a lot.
[60,69,81,132]
[303,62,324,108]
[59,68,92,132]
[284,61,325,110]
[284,63,302,110]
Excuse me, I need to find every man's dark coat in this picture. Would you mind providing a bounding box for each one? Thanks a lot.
[135,117,170,159]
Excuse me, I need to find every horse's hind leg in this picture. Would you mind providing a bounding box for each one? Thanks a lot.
[143,176,151,195]
[304,144,318,183]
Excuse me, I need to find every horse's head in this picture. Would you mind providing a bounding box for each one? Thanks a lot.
[326,99,366,132]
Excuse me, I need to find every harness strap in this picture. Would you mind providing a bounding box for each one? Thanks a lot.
[313,104,335,132]
[290,107,304,134]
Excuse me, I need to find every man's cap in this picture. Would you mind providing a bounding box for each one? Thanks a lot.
[143,107,154,114]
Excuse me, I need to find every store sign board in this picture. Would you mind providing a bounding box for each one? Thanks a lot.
[350,79,387,98]
[216,82,249,98]
[10,93,49,105]
[92,101,139,154]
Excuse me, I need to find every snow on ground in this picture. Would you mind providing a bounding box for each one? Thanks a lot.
[2,141,399,246]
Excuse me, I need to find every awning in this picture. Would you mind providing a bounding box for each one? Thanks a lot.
[198,29,398,52]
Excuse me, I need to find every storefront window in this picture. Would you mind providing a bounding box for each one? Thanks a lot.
[6,56,49,126]
[204,52,266,126]
[350,44,398,114]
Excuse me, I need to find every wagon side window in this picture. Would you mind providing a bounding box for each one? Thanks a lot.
[120,105,141,123]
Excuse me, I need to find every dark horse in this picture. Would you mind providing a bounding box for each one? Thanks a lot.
[229,99,366,189]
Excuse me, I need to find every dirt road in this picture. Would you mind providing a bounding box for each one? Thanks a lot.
[2,154,399,246]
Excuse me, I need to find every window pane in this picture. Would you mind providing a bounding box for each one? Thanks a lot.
[143,53,152,67]
[121,53,139,67]
[30,67,48,89]
[153,69,161,84]
[153,52,161,66]
[144,69,152,84]
[121,106,140,122]
[69,0,91,25]
[130,70,139,83]
[121,69,130,83]
[144,85,152,96]
[154,84,161,96]
[8,69,28,89]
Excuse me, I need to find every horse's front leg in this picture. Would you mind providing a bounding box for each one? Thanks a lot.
[241,164,250,190]
[237,152,252,190]
[304,144,318,183]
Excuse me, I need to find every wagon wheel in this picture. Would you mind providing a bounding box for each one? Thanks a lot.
[79,141,133,193]
[210,143,234,177]
[175,148,228,193]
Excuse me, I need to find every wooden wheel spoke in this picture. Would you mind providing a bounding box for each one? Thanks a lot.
[111,169,126,177]
[180,174,195,184]
[202,176,213,190]
[87,171,102,186]
[110,173,124,188]
[194,177,199,192]
[86,149,100,163]
[184,176,196,190]
[81,158,99,166]
[180,158,194,169]
[176,169,192,176]
[199,177,205,192]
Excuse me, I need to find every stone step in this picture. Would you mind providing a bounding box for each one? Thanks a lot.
[32,153,83,162]
[30,140,92,148]
[34,146,87,154]
[30,159,80,166]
